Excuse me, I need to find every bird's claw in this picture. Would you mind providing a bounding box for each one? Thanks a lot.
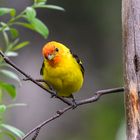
[51,92,57,98]
[72,99,77,109]
[22,78,30,81]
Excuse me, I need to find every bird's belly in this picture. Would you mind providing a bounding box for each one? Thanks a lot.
[44,70,83,97]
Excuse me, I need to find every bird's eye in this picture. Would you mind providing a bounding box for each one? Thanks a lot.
[55,48,59,52]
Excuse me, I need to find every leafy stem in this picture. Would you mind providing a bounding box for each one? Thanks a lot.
[0,10,26,32]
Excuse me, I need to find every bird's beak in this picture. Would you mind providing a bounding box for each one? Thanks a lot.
[47,54,55,60]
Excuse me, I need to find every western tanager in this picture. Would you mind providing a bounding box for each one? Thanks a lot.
[40,41,84,104]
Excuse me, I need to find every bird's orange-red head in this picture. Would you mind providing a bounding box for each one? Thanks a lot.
[42,41,66,66]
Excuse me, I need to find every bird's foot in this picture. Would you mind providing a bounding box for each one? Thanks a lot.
[22,78,30,81]
[72,100,77,109]
[69,94,77,109]
[51,91,57,98]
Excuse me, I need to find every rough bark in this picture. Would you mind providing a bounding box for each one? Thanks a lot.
[122,0,140,139]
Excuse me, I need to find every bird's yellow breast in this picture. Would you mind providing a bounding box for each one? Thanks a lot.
[42,54,83,97]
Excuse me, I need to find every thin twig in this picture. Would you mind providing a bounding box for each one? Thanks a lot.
[23,78,54,90]
[22,106,72,140]
[77,87,124,105]
[22,86,124,140]
[0,50,72,106]
[31,128,40,140]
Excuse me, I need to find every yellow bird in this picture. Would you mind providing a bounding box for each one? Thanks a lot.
[40,41,84,103]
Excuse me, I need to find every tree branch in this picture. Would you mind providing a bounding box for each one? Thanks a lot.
[0,50,72,106]
[0,50,124,140]
[122,0,140,139]
[21,86,124,140]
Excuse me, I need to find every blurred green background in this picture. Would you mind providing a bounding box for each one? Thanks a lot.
[0,0,125,140]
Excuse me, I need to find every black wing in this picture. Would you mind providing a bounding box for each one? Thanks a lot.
[40,61,45,75]
[71,51,85,77]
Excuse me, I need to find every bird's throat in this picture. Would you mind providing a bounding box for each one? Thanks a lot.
[48,56,61,67]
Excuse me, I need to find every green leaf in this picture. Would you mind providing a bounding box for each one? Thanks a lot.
[14,22,34,30]
[0,70,20,83]
[0,105,6,113]
[10,28,19,39]
[10,9,16,17]
[0,131,16,140]
[7,38,19,50]
[0,124,25,138]
[25,7,36,20]
[29,18,49,38]
[0,63,9,68]
[2,30,9,47]
[0,8,16,17]
[34,0,47,5]
[0,22,10,31]
[5,51,18,57]
[24,11,49,38]
[7,103,27,109]
[0,81,16,99]
[34,4,65,11]
[12,41,29,51]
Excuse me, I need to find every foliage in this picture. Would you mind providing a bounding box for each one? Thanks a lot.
[0,0,64,139]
